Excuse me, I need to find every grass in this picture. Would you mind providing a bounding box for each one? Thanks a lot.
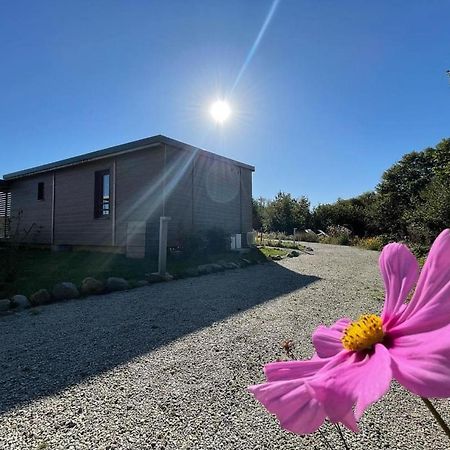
[0,246,270,297]
[258,247,286,258]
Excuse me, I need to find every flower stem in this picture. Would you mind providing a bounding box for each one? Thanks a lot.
[318,428,334,450]
[421,397,450,441]
[334,423,350,450]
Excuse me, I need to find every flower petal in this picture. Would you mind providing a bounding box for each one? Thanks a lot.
[392,229,450,334]
[264,358,330,382]
[388,326,450,398]
[311,344,392,420]
[249,353,359,434]
[248,380,327,434]
[312,318,351,358]
[379,243,419,327]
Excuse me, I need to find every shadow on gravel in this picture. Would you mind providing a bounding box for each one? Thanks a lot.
[0,262,319,414]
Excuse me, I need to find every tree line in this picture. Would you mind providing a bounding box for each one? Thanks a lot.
[253,137,450,246]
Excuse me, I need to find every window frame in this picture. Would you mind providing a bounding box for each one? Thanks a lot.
[94,169,111,219]
[37,182,45,201]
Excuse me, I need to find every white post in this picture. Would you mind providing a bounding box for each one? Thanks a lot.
[158,216,171,276]
[293,227,297,243]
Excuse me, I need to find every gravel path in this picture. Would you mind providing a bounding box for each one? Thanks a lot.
[1,243,448,450]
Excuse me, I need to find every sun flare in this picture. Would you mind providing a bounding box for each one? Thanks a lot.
[210,100,231,123]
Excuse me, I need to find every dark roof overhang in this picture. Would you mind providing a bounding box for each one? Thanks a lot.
[3,135,255,180]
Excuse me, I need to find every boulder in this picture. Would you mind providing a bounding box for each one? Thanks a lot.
[222,262,239,270]
[106,277,129,291]
[146,273,164,283]
[80,277,104,295]
[239,258,252,266]
[52,282,80,300]
[287,250,300,258]
[0,299,11,312]
[197,263,223,275]
[30,289,51,306]
[270,255,282,261]
[11,295,30,310]
[210,263,224,272]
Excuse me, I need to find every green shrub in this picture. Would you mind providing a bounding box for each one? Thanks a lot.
[205,228,230,254]
[320,225,352,245]
[178,228,230,257]
[295,232,319,243]
[353,236,384,251]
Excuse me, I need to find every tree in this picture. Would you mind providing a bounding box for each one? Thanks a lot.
[252,197,267,231]
[264,192,311,233]
[374,149,435,236]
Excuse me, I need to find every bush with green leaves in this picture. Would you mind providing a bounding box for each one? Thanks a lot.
[295,231,319,243]
[353,236,384,251]
[178,228,230,257]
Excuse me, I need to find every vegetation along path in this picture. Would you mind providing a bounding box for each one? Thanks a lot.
[1,243,447,449]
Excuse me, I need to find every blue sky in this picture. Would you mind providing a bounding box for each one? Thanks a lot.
[1,0,449,205]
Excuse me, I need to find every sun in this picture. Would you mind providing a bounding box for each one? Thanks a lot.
[210,100,231,123]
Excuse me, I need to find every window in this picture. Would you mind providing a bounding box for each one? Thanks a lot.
[37,182,45,200]
[94,170,110,218]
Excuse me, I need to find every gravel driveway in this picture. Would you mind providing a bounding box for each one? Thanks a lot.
[1,243,449,449]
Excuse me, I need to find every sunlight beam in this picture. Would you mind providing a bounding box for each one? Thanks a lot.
[230,0,281,93]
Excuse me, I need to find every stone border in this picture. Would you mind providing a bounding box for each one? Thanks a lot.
[0,256,273,316]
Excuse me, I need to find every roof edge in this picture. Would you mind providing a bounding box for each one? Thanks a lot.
[3,134,255,180]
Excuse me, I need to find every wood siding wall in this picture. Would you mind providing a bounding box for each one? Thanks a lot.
[9,174,53,244]
[53,160,113,246]
[8,144,253,252]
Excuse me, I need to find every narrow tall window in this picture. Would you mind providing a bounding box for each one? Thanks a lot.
[37,182,45,200]
[94,170,110,218]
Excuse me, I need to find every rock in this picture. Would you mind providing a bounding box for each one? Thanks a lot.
[52,282,80,300]
[136,280,148,287]
[270,255,282,261]
[210,263,224,272]
[81,277,104,295]
[30,289,51,306]
[11,295,30,310]
[106,277,129,291]
[287,250,300,257]
[146,273,164,283]
[222,262,239,270]
[183,268,199,277]
[216,260,228,266]
[0,299,11,312]
[197,263,223,275]
[239,258,252,266]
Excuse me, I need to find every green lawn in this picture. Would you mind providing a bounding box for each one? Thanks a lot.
[0,246,272,298]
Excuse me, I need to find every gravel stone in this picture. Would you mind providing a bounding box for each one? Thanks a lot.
[0,243,447,449]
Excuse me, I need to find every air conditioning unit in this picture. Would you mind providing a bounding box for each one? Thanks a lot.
[230,233,242,250]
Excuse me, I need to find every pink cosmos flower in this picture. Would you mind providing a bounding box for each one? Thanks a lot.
[248,229,450,434]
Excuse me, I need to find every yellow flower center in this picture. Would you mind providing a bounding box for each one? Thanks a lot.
[341,314,384,351]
